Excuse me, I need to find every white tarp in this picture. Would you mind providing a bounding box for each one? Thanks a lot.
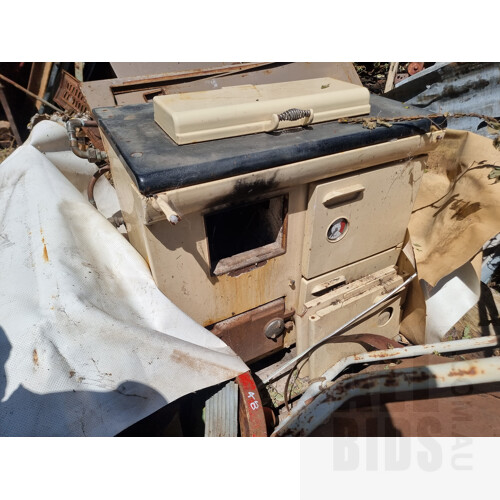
[0,120,248,436]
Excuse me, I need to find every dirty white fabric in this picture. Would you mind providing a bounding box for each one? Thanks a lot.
[0,120,248,436]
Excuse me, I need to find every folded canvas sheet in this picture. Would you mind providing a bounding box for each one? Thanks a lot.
[402,129,500,343]
[0,120,248,436]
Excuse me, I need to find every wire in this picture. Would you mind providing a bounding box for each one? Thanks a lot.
[282,333,406,411]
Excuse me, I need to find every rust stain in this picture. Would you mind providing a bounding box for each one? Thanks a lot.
[369,351,396,358]
[33,349,39,366]
[170,349,236,380]
[404,371,432,384]
[448,366,478,377]
[227,259,268,277]
[384,373,399,387]
[359,380,377,390]
[41,236,49,262]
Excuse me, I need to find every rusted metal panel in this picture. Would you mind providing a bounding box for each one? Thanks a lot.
[53,70,91,113]
[53,70,104,150]
[210,298,286,364]
[110,62,240,79]
[81,63,362,109]
[204,380,238,437]
[236,371,267,437]
[82,63,272,108]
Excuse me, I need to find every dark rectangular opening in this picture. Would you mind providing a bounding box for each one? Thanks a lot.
[205,195,288,276]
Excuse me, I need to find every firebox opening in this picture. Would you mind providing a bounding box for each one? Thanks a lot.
[205,195,288,276]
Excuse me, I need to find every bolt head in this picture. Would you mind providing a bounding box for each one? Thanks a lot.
[265,318,285,340]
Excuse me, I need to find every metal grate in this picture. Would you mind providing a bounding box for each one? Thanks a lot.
[53,70,91,113]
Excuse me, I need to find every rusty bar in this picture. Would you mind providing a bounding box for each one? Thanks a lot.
[0,72,63,113]
[273,356,500,436]
[108,63,274,94]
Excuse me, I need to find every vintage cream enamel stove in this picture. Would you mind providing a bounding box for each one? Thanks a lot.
[95,78,444,378]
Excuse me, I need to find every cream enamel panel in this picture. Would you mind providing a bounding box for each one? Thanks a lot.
[306,272,403,378]
[302,158,425,279]
[297,245,402,305]
[141,185,307,326]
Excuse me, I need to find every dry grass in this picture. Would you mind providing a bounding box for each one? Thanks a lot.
[0,132,16,163]
[0,145,16,163]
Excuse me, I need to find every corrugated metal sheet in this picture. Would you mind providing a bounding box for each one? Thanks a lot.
[204,381,238,437]
[386,62,500,137]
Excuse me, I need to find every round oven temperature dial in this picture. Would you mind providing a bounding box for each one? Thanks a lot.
[327,217,349,242]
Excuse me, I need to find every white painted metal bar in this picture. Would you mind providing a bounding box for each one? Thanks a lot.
[275,335,500,434]
[273,356,500,436]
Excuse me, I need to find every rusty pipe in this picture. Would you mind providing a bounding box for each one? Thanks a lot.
[0,72,63,113]
[66,117,107,163]
[87,167,110,208]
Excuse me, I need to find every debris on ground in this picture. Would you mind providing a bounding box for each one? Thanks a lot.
[0,120,15,162]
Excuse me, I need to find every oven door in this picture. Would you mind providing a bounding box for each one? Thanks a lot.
[301,158,423,280]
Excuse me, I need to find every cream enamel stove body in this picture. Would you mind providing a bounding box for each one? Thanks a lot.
[95,84,443,378]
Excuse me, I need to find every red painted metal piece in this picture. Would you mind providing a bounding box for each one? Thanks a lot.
[235,371,268,437]
[408,62,425,76]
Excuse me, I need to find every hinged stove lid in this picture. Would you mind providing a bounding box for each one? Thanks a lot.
[153,77,370,145]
